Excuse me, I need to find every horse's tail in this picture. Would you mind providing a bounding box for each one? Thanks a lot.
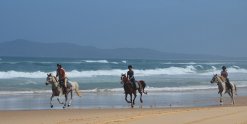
[140,80,147,94]
[234,84,237,95]
[74,82,81,96]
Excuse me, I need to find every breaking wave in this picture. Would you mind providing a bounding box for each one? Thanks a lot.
[0,66,247,79]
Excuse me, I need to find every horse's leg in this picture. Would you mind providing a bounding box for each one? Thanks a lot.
[219,93,223,105]
[133,91,137,106]
[229,89,235,105]
[143,87,147,94]
[57,90,64,104]
[125,93,128,103]
[63,94,68,109]
[138,89,143,103]
[57,98,64,104]
[130,94,134,108]
[234,84,237,95]
[68,90,73,107]
[50,95,54,108]
[125,93,131,103]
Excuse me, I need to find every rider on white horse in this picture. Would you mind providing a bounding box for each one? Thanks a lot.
[221,66,232,90]
[56,64,67,94]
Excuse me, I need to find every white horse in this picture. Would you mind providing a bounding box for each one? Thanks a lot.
[210,74,237,105]
[45,73,80,108]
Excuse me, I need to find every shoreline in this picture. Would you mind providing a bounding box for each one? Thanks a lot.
[1,87,247,111]
[1,95,247,124]
[1,87,247,123]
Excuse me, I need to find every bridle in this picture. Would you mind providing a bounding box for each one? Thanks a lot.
[46,74,59,89]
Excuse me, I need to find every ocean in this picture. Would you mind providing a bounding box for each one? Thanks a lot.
[1,57,247,110]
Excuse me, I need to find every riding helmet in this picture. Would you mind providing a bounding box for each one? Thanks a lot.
[222,66,226,70]
[57,64,62,67]
[128,65,133,69]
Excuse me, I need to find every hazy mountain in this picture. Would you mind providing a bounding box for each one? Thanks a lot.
[0,39,229,60]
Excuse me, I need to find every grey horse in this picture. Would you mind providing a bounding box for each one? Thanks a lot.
[46,73,80,109]
[210,74,237,105]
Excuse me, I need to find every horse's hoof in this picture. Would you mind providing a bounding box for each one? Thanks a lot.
[68,104,71,107]
[63,106,66,109]
[51,105,53,108]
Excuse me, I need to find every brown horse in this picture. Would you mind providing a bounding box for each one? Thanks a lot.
[120,74,147,108]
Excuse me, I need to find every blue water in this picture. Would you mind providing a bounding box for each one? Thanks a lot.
[0,57,247,110]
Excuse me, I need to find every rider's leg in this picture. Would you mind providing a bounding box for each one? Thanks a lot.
[59,79,66,94]
[63,78,67,88]
[132,81,136,89]
[226,78,232,90]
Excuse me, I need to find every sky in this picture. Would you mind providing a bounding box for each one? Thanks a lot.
[0,0,247,57]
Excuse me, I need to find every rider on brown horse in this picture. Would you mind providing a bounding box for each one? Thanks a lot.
[127,65,137,89]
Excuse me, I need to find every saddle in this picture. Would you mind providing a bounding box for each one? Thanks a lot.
[220,76,232,90]
[58,80,72,94]
[124,81,142,90]
[219,76,226,82]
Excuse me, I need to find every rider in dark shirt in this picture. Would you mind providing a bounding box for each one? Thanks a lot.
[127,65,136,89]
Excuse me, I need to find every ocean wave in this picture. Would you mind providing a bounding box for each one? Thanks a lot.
[0,71,47,79]
[0,90,52,95]
[162,62,224,65]
[83,60,109,63]
[1,66,247,79]
[0,61,84,65]
[82,60,120,64]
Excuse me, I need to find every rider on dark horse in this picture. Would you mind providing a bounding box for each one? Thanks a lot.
[221,66,232,90]
[127,65,138,89]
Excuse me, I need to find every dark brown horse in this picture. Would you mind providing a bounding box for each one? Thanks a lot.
[120,74,147,108]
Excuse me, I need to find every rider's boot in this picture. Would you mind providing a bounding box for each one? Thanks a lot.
[226,78,232,90]
[132,82,136,90]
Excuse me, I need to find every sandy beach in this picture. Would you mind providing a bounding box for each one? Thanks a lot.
[1,57,247,124]
[1,96,247,124]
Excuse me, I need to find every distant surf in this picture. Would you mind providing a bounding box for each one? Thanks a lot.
[0,66,247,79]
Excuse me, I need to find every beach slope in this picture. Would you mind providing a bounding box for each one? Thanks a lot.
[1,103,247,124]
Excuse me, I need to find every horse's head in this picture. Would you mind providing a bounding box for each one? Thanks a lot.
[120,73,128,84]
[46,73,55,86]
[121,73,125,79]
[210,74,218,84]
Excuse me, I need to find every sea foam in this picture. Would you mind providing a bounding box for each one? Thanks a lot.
[0,66,247,79]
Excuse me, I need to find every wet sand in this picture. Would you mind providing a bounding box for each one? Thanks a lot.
[1,96,247,124]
